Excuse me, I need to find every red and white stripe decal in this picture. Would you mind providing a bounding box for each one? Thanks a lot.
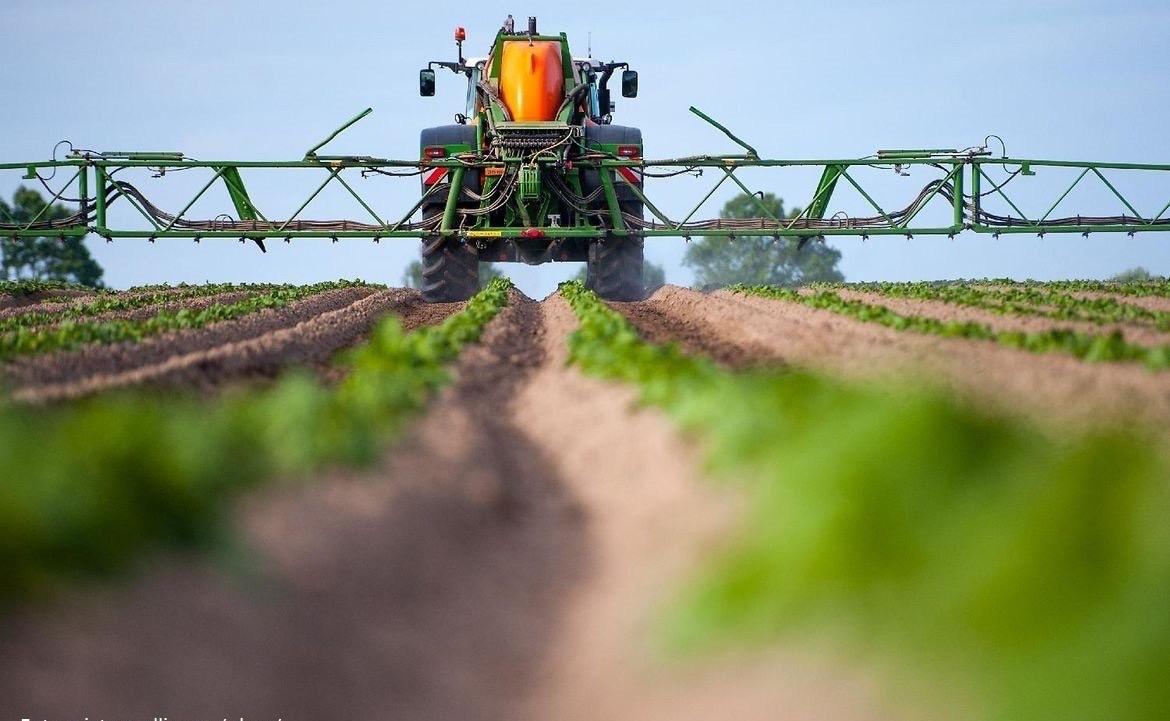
[617,167,642,185]
[423,168,449,186]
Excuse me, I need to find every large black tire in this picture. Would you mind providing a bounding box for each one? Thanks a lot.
[582,125,644,300]
[421,204,479,302]
[419,124,480,303]
[588,234,644,301]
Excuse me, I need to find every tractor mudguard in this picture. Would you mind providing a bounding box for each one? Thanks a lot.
[419,124,481,201]
[582,125,643,206]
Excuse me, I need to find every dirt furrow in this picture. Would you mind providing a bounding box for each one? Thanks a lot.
[0,288,97,311]
[0,285,242,322]
[0,292,584,719]
[1068,290,1170,314]
[5,289,260,332]
[836,289,1170,347]
[0,292,891,721]
[12,290,463,402]
[629,286,1170,430]
[518,295,887,721]
[608,297,777,369]
[0,286,377,390]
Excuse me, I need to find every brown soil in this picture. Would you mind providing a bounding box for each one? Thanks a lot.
[11,290,463,402]
[1069,290,1170,314]
[0,287,96,311]
[4,289,260,333]
[836,289,1170,347]
[0,291,896,721]
[624,286,1170,431]
[609,297,779,369]
[0,285,243,322]
[0,286,377,391]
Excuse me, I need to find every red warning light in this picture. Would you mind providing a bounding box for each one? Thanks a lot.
[454,27,467,42]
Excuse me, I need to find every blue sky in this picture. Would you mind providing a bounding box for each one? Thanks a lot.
[3,0,1169,296]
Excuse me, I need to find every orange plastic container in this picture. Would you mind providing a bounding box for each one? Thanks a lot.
[498,41,564,121]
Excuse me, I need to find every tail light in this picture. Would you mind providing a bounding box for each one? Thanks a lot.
[422,146,447,159]
[616,145,641,158]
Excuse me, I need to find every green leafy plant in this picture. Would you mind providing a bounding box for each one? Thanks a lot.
[559,280,1170,721]
[844,280,1170,330]
[0,278,512,603]
[0,280,375,359]
[733,284,1170,369]
[0,282,282,333]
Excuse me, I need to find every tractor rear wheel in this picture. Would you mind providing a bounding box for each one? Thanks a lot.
[420,204,479,302]
[587,234,644,301]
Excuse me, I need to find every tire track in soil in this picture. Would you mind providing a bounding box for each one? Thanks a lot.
[0,286,377,390]
[623,286,1170,431]
[0,291,589,721]
[10,291,465,402]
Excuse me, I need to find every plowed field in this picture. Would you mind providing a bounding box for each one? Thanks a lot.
[2,279,1168,721]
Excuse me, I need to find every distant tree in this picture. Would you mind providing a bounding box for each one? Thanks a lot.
[402,259,424,289]
[682,192,842,289]
[1111,267,1161,282]
[0,187,104,287]
[401,259,502,289]
[643,259,666,291]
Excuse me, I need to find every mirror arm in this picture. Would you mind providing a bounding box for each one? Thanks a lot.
[428,60,473,77]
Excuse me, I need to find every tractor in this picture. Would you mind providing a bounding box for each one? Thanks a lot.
[6,17,1169,298]
[417,16,644,302]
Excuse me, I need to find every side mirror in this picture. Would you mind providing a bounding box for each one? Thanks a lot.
[419,69,436,97]
[621,69,638,98]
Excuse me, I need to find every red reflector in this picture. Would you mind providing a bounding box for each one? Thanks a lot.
[423,146,447,159]
[520,228,546,239]
[616,145,641,158]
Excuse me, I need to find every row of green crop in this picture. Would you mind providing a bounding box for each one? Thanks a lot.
[0,277,512,604]
[979,277,1170,298]
[0,279,106,297]
[560,280,1170,721]
[1015,277,1170,297]
[844,280,1170,330]
[0,283,287,333]
[0,280,373,359]
[736,285,1170,369]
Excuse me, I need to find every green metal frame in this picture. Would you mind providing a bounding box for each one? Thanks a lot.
[4,150,1170,243]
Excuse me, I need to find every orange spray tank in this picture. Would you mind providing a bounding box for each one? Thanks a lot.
[497,41,564,121]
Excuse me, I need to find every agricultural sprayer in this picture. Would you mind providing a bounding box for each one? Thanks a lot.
[4,16,1170,301]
